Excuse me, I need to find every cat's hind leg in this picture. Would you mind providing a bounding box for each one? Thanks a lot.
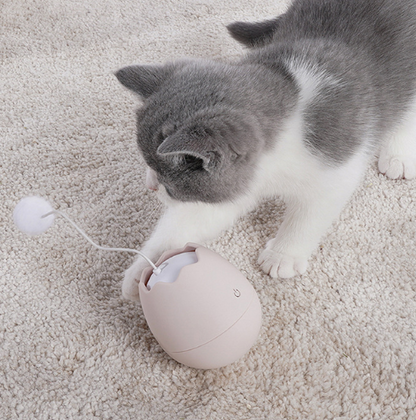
[378,96,416,179]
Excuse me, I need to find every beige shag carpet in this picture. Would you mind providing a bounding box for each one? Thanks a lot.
[2,0,416,418]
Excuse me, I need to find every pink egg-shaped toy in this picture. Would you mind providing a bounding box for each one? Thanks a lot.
[139,243,262,369]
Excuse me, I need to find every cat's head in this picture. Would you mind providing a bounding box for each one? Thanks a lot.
[115,60,266,203]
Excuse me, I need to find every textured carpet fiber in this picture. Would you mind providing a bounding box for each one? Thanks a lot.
[2,0,416,419]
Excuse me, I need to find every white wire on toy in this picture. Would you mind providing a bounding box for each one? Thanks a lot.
[42,210,158,271]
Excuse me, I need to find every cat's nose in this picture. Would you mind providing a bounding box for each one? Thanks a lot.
[146,179,159,191]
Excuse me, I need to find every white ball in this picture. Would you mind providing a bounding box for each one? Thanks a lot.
[13,196,55,235]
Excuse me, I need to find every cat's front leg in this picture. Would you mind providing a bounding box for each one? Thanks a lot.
[258,155,367,279]
[258,196,328,278]
[378,100,416,180]
[122,252,159,301]
[122,200,247,301]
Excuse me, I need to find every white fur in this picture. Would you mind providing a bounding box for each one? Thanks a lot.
[286,58,343,109]
[378,94,416,179]
[122,62,413,301]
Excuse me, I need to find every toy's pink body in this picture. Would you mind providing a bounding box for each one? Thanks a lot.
[139,243,262,369]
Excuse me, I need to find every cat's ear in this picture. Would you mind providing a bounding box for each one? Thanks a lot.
[227,17,281,47]
[157,131,220,172]
[115,64,174,98]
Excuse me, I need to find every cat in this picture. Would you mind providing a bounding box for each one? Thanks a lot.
[116,0,416,301]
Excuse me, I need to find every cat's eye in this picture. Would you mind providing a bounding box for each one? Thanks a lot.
[158,132,167,143]
[183,154,204,170]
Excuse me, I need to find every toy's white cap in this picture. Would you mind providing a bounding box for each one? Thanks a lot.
[13,196,55,236]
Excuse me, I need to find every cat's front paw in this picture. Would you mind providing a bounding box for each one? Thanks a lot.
[122,258,151,301]
[378,149,416,180]
[258,239,308,279]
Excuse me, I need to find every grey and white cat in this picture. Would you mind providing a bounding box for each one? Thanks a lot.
[116,0,416,301]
